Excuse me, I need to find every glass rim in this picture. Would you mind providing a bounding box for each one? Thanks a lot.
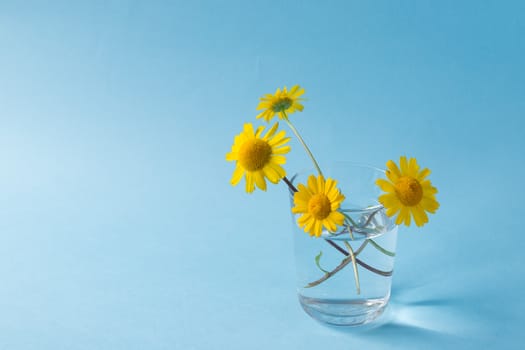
[291,161,385,177]
[289,162,386,214]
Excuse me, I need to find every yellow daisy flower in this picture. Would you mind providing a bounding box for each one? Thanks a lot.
[226,122,290,193]
[291,175,346,237]
[376,156,439,227]
[256,85,305,122]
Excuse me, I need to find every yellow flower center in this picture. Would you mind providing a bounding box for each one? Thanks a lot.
[395,176,423,206]
[272,97,293,112]
[238,139,272,171]
[308,194,332,220]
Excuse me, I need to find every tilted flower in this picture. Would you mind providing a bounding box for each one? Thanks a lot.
[376,156,439,227]
[292,175,346,237]
[226,122,290,193]
[256,85,305,122]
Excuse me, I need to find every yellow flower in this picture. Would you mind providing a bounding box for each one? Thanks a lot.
[291,175,346,237]
[376,156,439,227]
[226,122,290,193]
[256,85,305,122]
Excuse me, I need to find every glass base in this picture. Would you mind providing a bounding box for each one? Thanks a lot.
[298,295,388,326]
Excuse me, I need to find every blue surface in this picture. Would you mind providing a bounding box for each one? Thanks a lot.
[1,1,524,348]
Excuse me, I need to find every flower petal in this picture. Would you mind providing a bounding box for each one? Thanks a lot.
[379,193,399,208]
[273,145,291,155]
[264,122,279,139]
[293,103,304,112]
[304,217,316,235]
[255,125,265,138]
[411,206,429,227]
[385,205,400,217]
[294,188,312,204]
[245,173,255,193]
[243,123,255,137]
[313,220,323,237]
[396,207,410,226]
[328,211,345,226]
[254,171,267,191]
[307,175,318,194]
[376,178,395,193]
[271,155,286,165]
[421,196,440,213]
[270,164,286,179]
[316,175,325,193]
[324,178,336,195]
[386,160,401,182]
[225,151,236,161]
[263,166,281,184]
[408,157,420,177]
[417,168,431,181]
[297,213,312,225]
[400,156,408,174]
[324,218,337,233]
[230,164,244,186]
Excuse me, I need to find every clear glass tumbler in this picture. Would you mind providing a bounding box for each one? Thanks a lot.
[290,163,398,326]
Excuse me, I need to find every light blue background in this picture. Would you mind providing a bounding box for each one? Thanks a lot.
[1,1,524,349]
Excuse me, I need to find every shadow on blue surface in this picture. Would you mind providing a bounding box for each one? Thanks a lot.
[320,293,482,348]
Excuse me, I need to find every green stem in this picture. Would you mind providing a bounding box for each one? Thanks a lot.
[341,211,394,257]
[305,254,354,288]
[344,241,360,295]
[354,240,369,256]
[345,220,355,240]
[306,240,370,289]
[368,239,396,257]
[363,209,381,227]
[325,240,393,277]
[342,212,358,227]
[357,259,393,277]
[282,111,323,177]
[282,176,298,193]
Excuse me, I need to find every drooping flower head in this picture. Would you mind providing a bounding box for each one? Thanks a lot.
[376,156,439,227]
[256,85,305,122]
[226,122,290,193]
[292,175,346,237]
